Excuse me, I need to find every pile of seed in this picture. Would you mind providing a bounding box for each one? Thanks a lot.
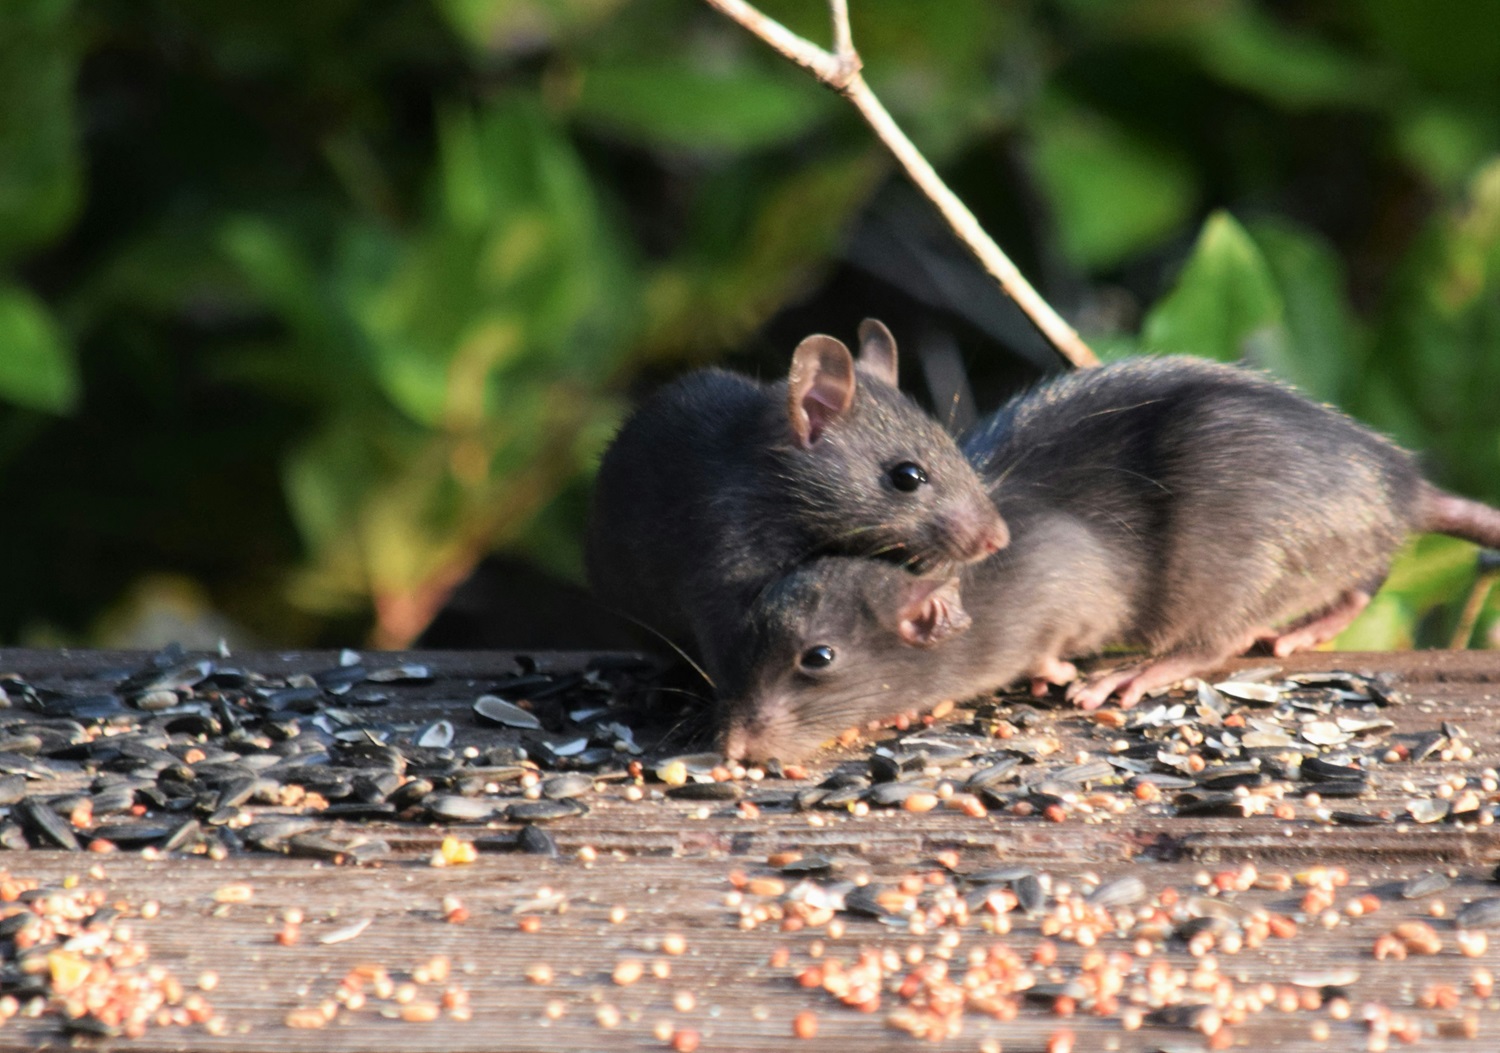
[283,955,471,1029]
[0,645,684,859]
[0,647,1494,869]
[707,667,1494,833]
[0,868,222,1039]
[727,853,1498,1049]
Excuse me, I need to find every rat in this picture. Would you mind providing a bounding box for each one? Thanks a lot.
[585,319,1008,683]
[718,506,1130,763]
[719,354,1500,762]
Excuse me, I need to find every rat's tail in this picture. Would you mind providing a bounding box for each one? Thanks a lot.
[1418,482,1500,549]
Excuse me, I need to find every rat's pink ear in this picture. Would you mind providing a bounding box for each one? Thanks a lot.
[896,576,972,647]
[788,335,857,447]
[856,318,898,388]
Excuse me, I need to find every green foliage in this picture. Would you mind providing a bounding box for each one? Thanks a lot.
[0,0,81,264]
[0,284,77,414]
[1140,212,1284,368]
[1030,98,1196,271]
[0,0,1496,651]
[575,57,837,152]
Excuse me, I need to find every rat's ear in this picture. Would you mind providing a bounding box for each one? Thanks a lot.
[896,576,972,647]
[788,335,857,447]
[856,318,898,388]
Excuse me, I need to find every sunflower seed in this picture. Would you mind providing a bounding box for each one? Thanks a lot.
[505,799,583,822]
[1401,872,1452,899]
[1086,875,1146,908]
[1214,681,1283,704]
[473,696,540,730]
[1455,898,1500,930]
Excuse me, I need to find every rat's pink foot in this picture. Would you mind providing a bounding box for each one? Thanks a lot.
[1258,589,1371,657]
[1066,654,1222,710]
[1029,655,1079,696]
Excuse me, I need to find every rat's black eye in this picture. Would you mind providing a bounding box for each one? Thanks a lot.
[888,461,928,493]
[799,645,836,670]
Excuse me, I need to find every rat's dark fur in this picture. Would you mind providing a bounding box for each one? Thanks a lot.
[720,355,1500,762]
[586,323,1006,683]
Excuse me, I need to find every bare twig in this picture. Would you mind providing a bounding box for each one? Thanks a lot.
[703,0,1098,369]
[1448,563,1499,649]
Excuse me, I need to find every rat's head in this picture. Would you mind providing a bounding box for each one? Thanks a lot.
[777,320,1008,570]
[718,557,972,764]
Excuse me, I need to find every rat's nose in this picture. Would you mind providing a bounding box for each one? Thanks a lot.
[944,511,1009,561]
[720,724,748,763]
[977,516,1010,556]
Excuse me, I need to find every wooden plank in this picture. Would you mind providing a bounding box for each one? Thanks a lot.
[0,648,1496,1051]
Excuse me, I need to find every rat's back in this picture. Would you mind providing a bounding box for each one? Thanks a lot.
[586,368,774,651]
[964,356,1422,653]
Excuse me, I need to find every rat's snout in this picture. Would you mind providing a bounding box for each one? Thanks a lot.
[942,505,1010,561]
[979,520,1008,555]
[720,693,806,764]
[721,720,751,763]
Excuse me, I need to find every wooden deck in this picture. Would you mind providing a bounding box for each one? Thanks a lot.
[1,647,1499,1051]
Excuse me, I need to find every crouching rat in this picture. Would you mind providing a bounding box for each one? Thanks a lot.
[586,320,1007,683]
[719,507,1128,762]
[720,355,1500,763]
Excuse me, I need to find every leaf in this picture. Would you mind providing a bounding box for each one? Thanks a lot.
[1187,4,1375,109]
[1361,0,1500,95]
[220,217,338,349]
[1395,105,1499,194]
[435,0,626,56]
[641,151,884,357]
[573,58,835,153]
[1141,211,1283,364]
[0,283,78,413]
[1358,159,1500,505]
[356,100,636,426]
[1030,98,1197,271]
[1245,219,1360,402]
[0,0,82,262]
[1333,592,1411,651]
[1337,535,1486,650]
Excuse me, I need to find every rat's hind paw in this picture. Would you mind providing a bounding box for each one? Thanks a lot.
[1066,654,1223,710]
[1255,589,1371,658]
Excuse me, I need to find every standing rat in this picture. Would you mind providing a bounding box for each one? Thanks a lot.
[585,320,1008,682]
[719,354,1500,762]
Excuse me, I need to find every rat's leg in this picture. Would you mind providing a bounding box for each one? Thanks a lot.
[1066,650,1234,711]
[1029,654,1079,697]
[1255,589,1371,658]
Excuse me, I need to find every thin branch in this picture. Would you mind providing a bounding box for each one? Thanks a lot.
[702,0,1098,369]
[828,0,854,65]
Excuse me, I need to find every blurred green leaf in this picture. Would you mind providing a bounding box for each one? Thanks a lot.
[1395,105,1500,193]
[0,0,81,262]
[1245,219,1360,403]
[573,57,836,153]
[0,283,78,413]
[1334,591,1411,651]
[1338,535,1486,649]
[437,0,626,55]
[1141,211,1282,363]
[1360,0,1500,96]
[221,217,339,350]
[1358,159,1500,505]
[642,151,884,356]
[1187,4,1377,109]
[1031,98,1196,270]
